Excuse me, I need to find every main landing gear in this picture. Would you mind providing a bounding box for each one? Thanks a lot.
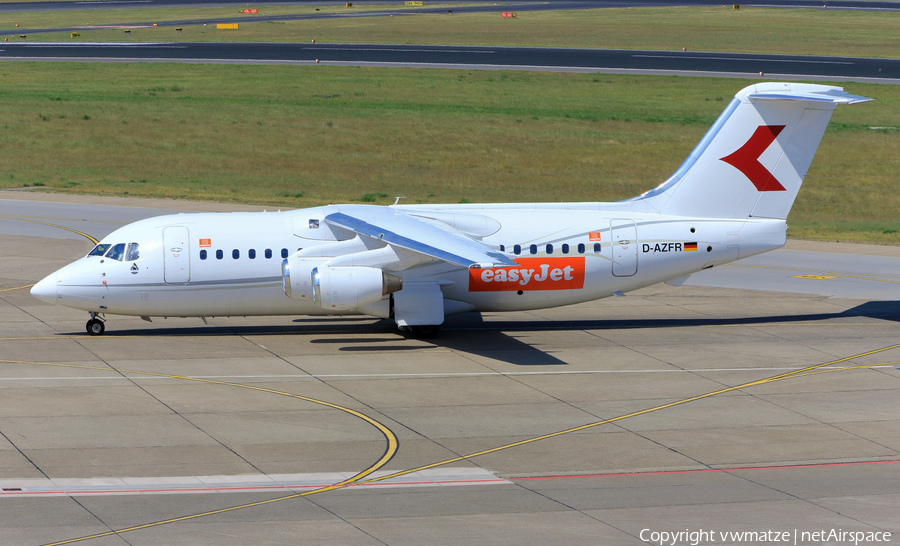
[86,313,105,336]
[398,324,442,339]
[409,324,441,339]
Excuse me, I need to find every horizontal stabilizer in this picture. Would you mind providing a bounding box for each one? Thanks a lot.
[746,90,871,104]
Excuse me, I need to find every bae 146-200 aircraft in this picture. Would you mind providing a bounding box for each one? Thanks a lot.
[31,82,870,338]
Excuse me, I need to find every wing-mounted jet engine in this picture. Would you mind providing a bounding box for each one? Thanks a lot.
[281,212,492,336]
[281,236,405,310]
[281,236,373,301]
[311,266,402,311]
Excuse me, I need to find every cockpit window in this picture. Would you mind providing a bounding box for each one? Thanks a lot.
[105,243,126,261]
[125,243,140,261]
[88,244,111,257]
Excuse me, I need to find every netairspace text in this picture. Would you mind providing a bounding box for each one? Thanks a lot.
[640,528,892,546]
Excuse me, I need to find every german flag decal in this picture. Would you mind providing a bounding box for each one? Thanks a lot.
[684,242,698,252]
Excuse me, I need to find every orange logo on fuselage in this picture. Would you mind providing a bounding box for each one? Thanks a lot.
[468,257,585,292]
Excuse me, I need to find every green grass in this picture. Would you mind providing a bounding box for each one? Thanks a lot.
[4,6,900,59]
[0,4,388,29]
[0,63,897,244]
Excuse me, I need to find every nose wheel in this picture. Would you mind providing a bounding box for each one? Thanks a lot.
[86,315,106,336]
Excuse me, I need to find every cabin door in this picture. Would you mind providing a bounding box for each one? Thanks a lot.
[163,226,191,284]
[610,219,638,277]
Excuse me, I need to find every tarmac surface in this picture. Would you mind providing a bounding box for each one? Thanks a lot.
[1,192,898,545]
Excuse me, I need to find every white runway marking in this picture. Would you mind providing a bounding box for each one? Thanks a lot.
[311,47,496,54]
[632,54,855,65]
[0,468,509,497]
[13,43,184,48]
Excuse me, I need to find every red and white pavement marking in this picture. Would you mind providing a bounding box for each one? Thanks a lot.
[0,468,511,497]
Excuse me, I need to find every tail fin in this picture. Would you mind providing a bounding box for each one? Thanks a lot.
[634,83,871,219]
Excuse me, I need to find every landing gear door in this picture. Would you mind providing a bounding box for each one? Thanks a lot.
[394,282,444,327]
[610,219,638,277]
[163,226,191,284]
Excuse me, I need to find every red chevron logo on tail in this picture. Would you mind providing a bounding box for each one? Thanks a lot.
[720,125,786,192]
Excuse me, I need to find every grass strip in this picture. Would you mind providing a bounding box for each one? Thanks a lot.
[0,63,897,243]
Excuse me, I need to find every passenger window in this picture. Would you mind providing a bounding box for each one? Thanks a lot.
[578,243,585,254]
[125,243,140,261]
[594,243,601,253]
[200,250,207,260]
[514,244,521,255]
[281,248,288,259]
[88,244,111,257]
[499,245,505,252]
[249,249,256,259]
[232,249,240,260]
[529,244,537,255]
[265,249,273,259]
[105,243,126,261]
[562,244,569,254]
[216,249,224,260]
[546,244,553,254]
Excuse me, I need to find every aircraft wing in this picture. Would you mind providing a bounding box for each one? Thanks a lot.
[325,208,516,269]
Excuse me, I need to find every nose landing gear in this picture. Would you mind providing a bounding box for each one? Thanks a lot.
[86,313,106,336]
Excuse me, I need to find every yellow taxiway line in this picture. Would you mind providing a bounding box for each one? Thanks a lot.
[0,215,99,244]
[0,359,398,546]
[9,342,896,545]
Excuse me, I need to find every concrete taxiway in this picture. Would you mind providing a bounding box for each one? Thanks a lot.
[1,193,899,545]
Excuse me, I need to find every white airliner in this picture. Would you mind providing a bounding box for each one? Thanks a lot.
[31,83,870,338]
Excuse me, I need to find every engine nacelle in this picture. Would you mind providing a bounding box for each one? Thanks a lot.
[312,266,402,311]
[282,256,327,301]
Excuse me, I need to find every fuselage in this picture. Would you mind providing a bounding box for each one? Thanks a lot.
[31,203,787,319]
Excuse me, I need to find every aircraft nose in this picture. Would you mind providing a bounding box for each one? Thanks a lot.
[30,271,58,304]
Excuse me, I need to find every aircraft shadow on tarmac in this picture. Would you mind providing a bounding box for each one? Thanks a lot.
[76,300,898,367]
[451,300,900,332]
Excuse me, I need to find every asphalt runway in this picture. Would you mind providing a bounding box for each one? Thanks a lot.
[1,193,898,545]
[2,41,899,83]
